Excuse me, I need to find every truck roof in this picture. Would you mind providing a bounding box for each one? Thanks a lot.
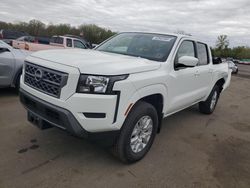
[118,31,206,44]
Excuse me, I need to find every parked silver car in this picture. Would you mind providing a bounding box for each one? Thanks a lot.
[228,61,238,74]
[0,40,31,90]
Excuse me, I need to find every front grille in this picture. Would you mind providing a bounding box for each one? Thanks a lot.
[24,62,68,98]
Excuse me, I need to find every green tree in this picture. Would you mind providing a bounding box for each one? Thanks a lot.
[0,20,117,44]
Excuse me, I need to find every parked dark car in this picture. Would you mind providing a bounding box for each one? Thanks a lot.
[0,29,29,45]
[36,36,50,44]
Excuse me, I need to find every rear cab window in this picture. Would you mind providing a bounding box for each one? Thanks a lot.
[197,42,209,65]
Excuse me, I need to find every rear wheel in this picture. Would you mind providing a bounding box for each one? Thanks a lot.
[199,85,220,114]
[112,101,158,163]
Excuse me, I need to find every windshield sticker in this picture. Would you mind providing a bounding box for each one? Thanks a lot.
[152,36,173,42]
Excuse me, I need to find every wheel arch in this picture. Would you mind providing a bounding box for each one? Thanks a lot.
[203,77,226,101]
[123,84,167,133]
[214,77,226,93]
[12,66,23,87]
[138,93,164,133]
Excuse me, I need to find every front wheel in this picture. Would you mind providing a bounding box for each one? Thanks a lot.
[112,101,158,163]
[199,85,220,114]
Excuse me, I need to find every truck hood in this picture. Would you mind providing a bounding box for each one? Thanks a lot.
[29,49,161,75]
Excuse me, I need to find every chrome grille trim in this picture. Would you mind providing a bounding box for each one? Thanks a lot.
[24,62,68,98]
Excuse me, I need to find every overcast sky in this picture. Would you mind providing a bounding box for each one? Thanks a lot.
[1,0,250,46]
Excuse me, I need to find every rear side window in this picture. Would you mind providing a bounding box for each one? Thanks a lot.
[50,37,63,44]
[66,38,72,47]
[197,43,209,65]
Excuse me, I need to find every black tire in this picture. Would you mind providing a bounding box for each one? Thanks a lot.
[112,101,158,163]
[15,73,21,93]
[199,85,220,114]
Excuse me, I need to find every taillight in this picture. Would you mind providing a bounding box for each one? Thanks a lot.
[25,43,29,50]
[0,33,3,39]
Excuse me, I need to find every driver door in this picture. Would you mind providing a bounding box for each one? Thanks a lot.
[0,44,15,87]
[166,40,202,114]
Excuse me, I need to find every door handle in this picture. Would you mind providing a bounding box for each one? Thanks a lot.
[209,69,213,73]
[194,71,200,76]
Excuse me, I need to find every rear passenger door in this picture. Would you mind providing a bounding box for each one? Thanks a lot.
[195,42,212,97]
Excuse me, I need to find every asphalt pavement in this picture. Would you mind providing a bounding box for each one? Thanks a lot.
[0,64,250,188]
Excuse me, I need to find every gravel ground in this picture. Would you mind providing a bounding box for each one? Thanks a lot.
[0,64,250,188]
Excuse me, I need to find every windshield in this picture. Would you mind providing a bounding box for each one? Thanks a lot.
[96,33,177,62]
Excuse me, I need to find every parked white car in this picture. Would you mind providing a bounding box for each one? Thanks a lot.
[0,40,31,89]
[19,32,231,163]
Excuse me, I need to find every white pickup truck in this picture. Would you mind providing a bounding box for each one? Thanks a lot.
[12,35,87,51]
[19,32,231,163]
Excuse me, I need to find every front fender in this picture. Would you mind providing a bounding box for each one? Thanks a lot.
[127,84,168,114]
[11,66,23,87]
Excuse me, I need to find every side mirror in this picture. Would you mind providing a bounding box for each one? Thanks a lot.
[0,47,10,53]
[178,56,198,67]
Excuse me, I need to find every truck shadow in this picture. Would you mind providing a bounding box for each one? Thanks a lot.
[9,104,215,187]
[17,105,201,169]
[0,88,18,97]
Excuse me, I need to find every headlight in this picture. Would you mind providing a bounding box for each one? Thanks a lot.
[77,74,128,94]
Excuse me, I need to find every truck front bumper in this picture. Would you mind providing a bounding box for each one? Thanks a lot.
[19,89,120,142]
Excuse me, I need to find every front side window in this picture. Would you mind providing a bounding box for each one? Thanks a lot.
[96,32,177,62]
[197,43,209,65]
[74,40,86,49]
[174,40,195,67]
[176,41,195,60]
